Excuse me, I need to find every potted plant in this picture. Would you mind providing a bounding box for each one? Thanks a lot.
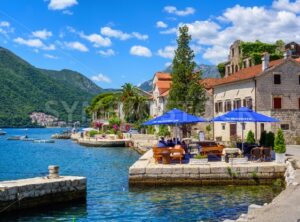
[190,154,208,164]
[274,128,286,163]
[228,154,248,164]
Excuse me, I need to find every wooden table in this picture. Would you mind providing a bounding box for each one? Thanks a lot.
[161,151,171,164]
[222,148,242,155]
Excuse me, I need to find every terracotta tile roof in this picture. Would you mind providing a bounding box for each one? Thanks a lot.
[160,89,170,97]
[200,78,223,89]
[214,59,284,87]
[156,81,172,94]
[156,72,172,80]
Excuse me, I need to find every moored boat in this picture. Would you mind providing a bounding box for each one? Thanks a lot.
[0,131,7,136]
[33,139,55,143]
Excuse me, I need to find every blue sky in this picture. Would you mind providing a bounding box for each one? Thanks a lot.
[0,0,299,88]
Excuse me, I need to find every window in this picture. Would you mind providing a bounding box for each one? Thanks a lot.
[273,97,282,109]
[218,101,223,112]
[235,65,239,73]
[233,99,242,109]
[215,101,223,113]
[231,48,234,57]
[224,100,232,112]
[274,74,281,84]
[261,123,265,133]
[243,61,247,68]
[222,124,226,130]
[281,124,289,131]
[243,97,253,109]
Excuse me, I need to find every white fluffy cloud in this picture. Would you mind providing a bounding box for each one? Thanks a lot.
[97,49,116,57]
[91,74,111,83]
[157,45,176,59]
[132,32,148,40]
[130,45,152,57]
[64,41,88,52]
[101,27,131,40]
[0,21,10,27]
[160,27,177,35]
[14,37,55,50]
[32,29,52,39]
[0,21,14,37]
[164,6,195,16]
[100,27,148,40]
[80,32,111,47]
[48,0,78,10]
[156,21,168,28]
[44,54,58,59]
[173,2,300,64]
[272,0,300,13]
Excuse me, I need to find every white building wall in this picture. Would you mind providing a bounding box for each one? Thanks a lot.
[213,79,257,142]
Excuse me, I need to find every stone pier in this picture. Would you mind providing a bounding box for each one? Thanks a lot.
[0,166,86,213]
[129,150,286,186]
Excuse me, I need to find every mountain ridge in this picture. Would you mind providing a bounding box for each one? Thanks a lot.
[0,46,103,127]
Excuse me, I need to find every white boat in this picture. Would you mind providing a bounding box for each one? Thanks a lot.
[33,139,55,143]
[0,131,7,136]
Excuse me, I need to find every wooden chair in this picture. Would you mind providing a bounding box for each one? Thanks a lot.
[170,148,185,164]
[262,147,272,161]
[250,147,261,161]
[152,147,169,163]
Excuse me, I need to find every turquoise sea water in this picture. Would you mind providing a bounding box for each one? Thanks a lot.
[0,128,280,222]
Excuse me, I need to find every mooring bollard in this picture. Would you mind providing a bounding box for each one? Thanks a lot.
[48,165,60,179]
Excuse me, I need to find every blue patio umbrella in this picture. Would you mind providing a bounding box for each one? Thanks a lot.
[143,108,207,140]
[211,107,279,151]
[143,108,207,126]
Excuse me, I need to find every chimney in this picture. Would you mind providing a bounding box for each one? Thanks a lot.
[261,52,270,71]
[284,49,292,59]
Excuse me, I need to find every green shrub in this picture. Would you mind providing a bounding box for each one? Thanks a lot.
[259,130,267,146]
[274,128,286,153]
[266,131,275,148]
[246,130,255,144]
[109,116,121,126]
[89,130,99,137]
[158,125,170,137]
[194,154,208,159]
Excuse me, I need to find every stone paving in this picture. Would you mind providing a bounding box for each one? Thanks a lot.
[129,150,286,186]
[0,175,86,213]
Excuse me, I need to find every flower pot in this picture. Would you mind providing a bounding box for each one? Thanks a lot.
[275,153,285,163]
[229,157,248,164]
[189,158,208,165]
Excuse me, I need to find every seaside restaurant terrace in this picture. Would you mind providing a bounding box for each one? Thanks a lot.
[143,107,280,165]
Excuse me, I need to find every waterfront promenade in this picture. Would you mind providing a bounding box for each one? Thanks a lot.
[228,145,300,222]
[129,150,286,186]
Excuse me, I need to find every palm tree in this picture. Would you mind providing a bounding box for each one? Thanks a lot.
[121,83,149,123]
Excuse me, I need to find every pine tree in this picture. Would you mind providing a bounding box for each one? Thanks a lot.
[167,25,207,115]
[274,128,286,153]
[246,130,255,144]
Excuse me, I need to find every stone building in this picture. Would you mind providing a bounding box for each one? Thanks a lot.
[213,53,300,144]
[224,40,254,77]
[149,72,214,120]
[285,42,300,58]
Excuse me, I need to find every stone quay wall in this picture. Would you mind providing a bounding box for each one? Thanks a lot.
[129,150,286,186]
[0,167,86,213]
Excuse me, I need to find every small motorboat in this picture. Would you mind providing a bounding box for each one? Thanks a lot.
[33,139,55,143]
[7,136,21,140]
[0,131,7,136]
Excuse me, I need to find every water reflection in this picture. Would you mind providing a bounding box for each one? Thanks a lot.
[0,129,281,222]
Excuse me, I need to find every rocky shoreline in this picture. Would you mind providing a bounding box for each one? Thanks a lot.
[225,149,300,222]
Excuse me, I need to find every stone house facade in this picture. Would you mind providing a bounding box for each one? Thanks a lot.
[213,54,300,144]
[224,40,254,77]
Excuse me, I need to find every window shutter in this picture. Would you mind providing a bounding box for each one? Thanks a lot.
[273,97,282,109]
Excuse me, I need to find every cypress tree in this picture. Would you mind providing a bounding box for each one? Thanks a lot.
[167,25,207,115]
[274,128,286,153]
